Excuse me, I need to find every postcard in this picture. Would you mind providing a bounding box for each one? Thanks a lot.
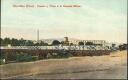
[0,0,127,79]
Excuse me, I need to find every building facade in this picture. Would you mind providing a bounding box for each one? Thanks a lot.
[69,40,107,46]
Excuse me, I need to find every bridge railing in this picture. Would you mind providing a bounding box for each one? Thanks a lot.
[0,45,112,50]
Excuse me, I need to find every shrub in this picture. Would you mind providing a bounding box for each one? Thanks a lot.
[46,51,73,59]
[31,56,38,61]
[56,50,73,58]
[16,53,38,62]
[0,59,5,65]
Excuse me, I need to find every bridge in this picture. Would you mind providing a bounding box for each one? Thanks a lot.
[1,45,111,50]
[1,46,114,62]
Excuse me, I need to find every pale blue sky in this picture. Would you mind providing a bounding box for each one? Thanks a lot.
[1,0,127,43]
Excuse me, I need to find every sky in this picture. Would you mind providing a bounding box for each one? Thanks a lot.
[1,0,127,43]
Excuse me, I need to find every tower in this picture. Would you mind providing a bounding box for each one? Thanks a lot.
[64,37,69,45]
[64,37,68,42]
[37,29,39,43]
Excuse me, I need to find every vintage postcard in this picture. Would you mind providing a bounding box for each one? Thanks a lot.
[0,0,127,79]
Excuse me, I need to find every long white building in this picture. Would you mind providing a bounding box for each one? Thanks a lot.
[40,37,110,46]
[69,40,106,45]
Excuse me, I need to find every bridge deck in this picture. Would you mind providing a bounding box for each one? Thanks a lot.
[0,46,111,50]
[1,46,113,62]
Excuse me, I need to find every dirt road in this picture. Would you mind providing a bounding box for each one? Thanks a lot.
[1,50,127,79]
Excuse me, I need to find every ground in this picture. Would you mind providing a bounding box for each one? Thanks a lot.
[0,50,127,79]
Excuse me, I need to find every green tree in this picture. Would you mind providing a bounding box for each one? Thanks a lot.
[0,38,3,46]
[69,43,74,46]
[61,41,64,45]
[11,38,19,46]
[85,42,93,45]
[112,44,116,47]
[3,37,11,46]
[39,41,48,46]
[78,42,84,46]
[52,40,60,45]
[19,38,26,46]
[34,43,40,46]
[26,40,34,46]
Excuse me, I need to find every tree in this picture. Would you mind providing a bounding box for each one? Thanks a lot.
[0,38,3,46]
[11,38,19,46]
[34,43,40,46]
[25,40,34,46]
[78,42,84,46]
[119,44,127,51]
[43,43,48,46]
[61,41,64,45]
[85,42,93,45]
[19,38,26,46]
[3,37,11,46]
[0,38,3,41]
[39,41,48,46]
[52,40,60,45]
[70,43,74,46]
[112,44,116,47]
